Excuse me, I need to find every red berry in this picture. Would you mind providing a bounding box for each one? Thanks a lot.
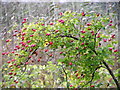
[29,56,32,58]
[9,65,13,67]
[14,30,18,32]
[103,39,107,42]
[15,53,19,56]
[76,47,79,50]
[83,47,87,49]
[21,42,26,46]
[11,69,14,71]
[14,73,17,75]
[21,37,24,40]
[111,34,115,38]
[88,28,91,30]
[22,21,26,24]
[114,50,118,52]
[69,62,72,65]
[10,76,13,78]
[11,59,15,62]
[49,23,53,25]
[6,39,10,42]
[32,29,36,32]
[30,49,33,52]
[108,39,112,41]
[70,40,74,42]
[15,81,18,83]
[86,23,91,26]
[46,33,51,36]
[25,45,29,47]
[14,80,16,82]
[21,48,25,50]
[11,51,15,53]
[109,24,112,26]
[8,72,13,75]
[97,14,100,17]
[90,85,94,87]
[21,33,26,36]
[30,35,34,37]
[41,24,45,26]
[14,48,17,50]
[97,35,100,38]
[80,31,86,33]
[25,62,29,64]
[60,52,63,54]
[49,54,53,57]
[31,60,34,63]
[23,28,27,30]
[109,48,112,51]
[49,42,53,45]
[45,49,49,52]
[58,19,65,23]
[110,20,112,23]
[77,76,80,79]
[7,61,11,63]
[2,52,5,55]
[82,12,85,16]
[55,30,59,33]
[31,44,36,47]
[16,45,20,49]
[38,59,40,62]
[5,52,9,55]
[27,40,31,43]
[13,34,17,36]
[70,85,73,87]
[76,73,78,77]
[92,33,95,35]
[17,66,20,68]
[81,43,84,45]
[90,31,94,33]
[59,12,63,15]
[23,18,27,21]
[81,36,85,38]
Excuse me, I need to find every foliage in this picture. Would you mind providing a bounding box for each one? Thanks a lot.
[1,11,119,88]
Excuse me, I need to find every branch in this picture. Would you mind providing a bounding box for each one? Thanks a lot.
[102,61,120,89]
[82,66,103,87]
[56,35,79,40]
[61,65,69,89]
[24,48,38,65]
[17,48,38,66]
[94,28,101,50]
[91,49,120,89]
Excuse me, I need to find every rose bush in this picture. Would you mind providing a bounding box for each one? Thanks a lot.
[1,11,120,88]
